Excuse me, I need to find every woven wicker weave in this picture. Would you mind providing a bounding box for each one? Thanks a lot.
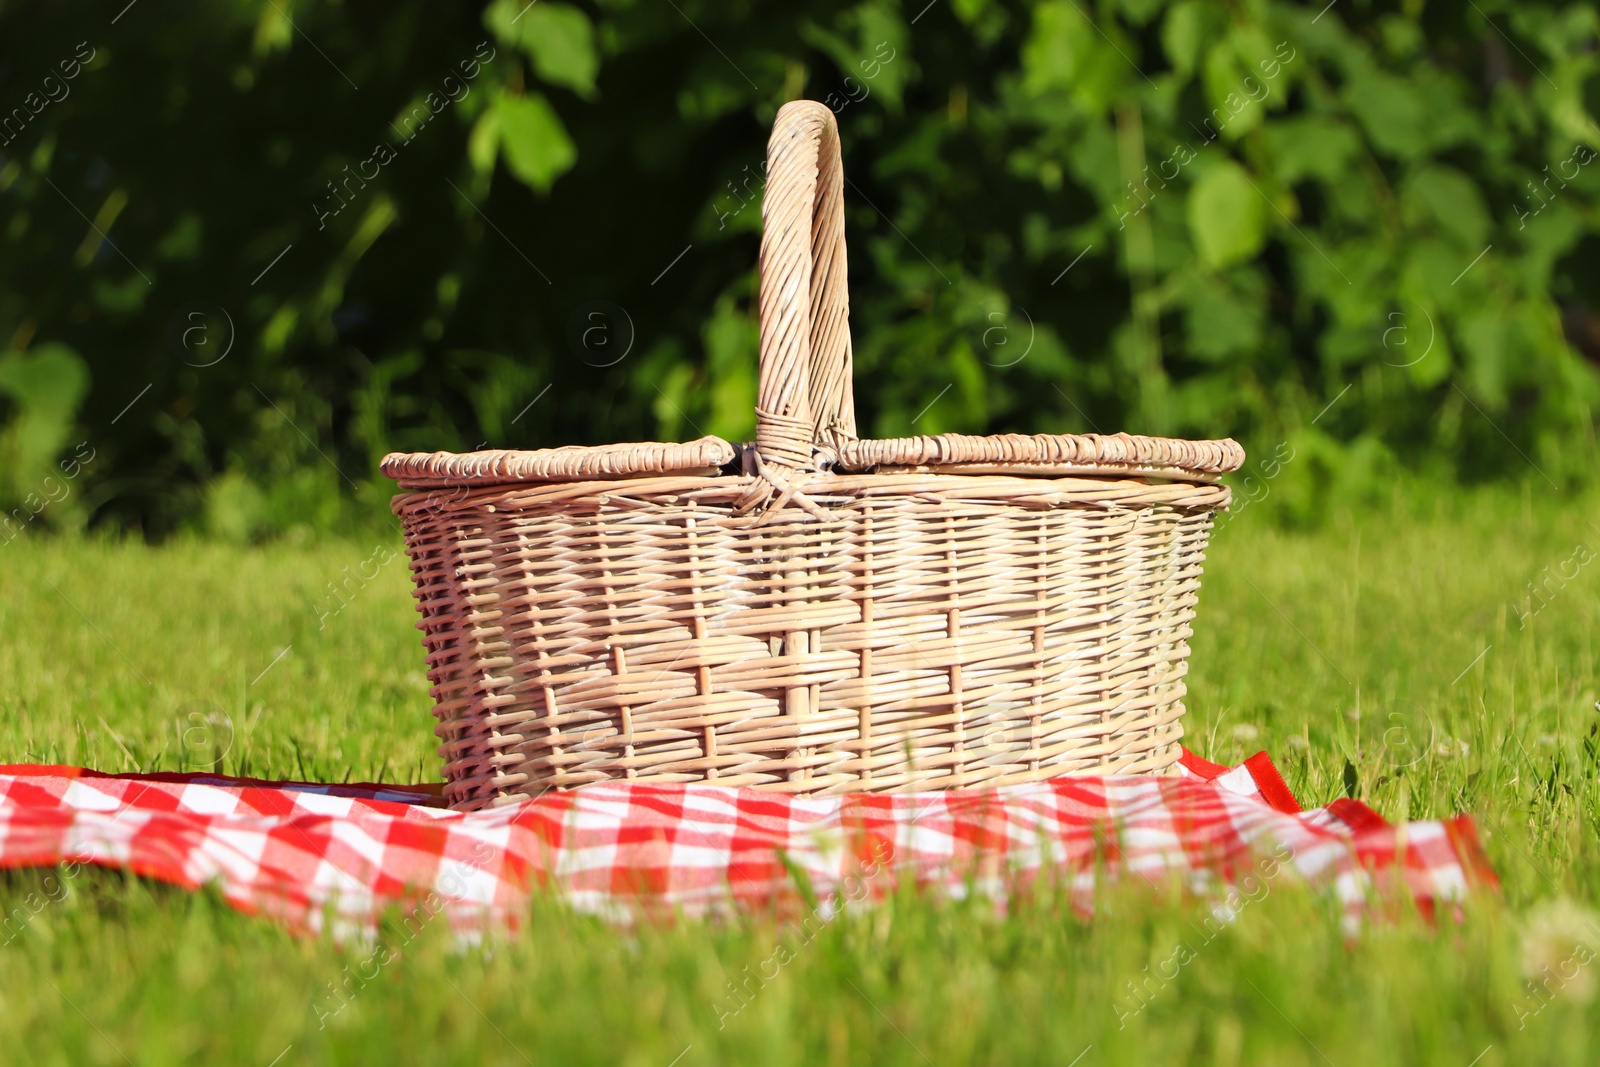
[384,101,1244,810]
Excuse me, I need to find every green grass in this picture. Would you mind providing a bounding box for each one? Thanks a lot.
[1,483,1597,1065]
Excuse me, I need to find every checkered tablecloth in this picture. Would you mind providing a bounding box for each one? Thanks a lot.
[0,750,1494,939]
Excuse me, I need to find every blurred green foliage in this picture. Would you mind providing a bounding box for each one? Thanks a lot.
[1,0,1598,540]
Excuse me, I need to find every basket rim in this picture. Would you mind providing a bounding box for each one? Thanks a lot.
[381,431,1244,489]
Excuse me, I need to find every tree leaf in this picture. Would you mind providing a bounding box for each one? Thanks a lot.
[1401,164,1489,249]
[1187,161,1266,269]
[468,106,500,175]
[487,1,598,97]
[497,94,576,193]
[1160,1,1209,78]
[0,343,90,505]
[1263,117,1360,185]
[1459,308,1511,409]
[1021,0,1130,112]
[1201,44,1262,139]
[1344,68,1428,160]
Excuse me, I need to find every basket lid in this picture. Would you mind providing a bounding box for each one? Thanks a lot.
[382,429,1243,489]
[833,432,1243,482]
[381,436,737,489]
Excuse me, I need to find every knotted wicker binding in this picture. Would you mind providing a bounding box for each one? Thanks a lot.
[384,101,1244,810]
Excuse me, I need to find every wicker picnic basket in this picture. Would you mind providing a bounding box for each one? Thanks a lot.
[383,101,1244,810]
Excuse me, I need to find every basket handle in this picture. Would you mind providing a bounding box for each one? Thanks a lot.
[754,101,857,473]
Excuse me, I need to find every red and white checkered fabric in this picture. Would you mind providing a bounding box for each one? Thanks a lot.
[0,750,1494,938]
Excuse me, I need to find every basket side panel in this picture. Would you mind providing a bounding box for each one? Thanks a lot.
[394,498,515,809]
[810,499,1199,791]
[429,485,863,803]
[396,475,1225,807]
